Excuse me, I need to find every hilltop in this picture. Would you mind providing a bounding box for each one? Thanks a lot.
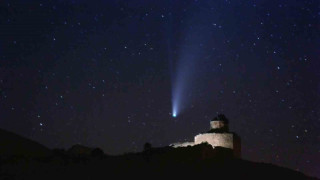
[0,128,317,180]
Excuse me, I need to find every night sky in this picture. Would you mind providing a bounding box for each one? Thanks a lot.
[1,0,319,177]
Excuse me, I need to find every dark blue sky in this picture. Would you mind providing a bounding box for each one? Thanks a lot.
[0,0,319,177]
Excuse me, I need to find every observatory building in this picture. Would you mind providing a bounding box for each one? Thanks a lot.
[171,114,241,158]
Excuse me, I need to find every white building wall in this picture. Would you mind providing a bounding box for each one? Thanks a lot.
[210,121,225,129]
[194,133,234,149]
[170,142,195,148]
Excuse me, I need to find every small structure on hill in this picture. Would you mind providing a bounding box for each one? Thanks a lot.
[170,114,241,158]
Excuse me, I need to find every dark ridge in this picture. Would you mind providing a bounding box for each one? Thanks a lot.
[0,128,51,158]
[0,129,317,180]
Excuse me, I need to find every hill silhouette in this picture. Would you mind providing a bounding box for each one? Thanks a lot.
[0,129,317,180]
[0,128,51,158]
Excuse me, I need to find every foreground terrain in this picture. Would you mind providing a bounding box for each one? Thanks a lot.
[0,129,317,179]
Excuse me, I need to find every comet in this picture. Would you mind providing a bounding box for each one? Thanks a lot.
[172,111,177,118]
[167,9,210,118]
[170,16,210,118]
